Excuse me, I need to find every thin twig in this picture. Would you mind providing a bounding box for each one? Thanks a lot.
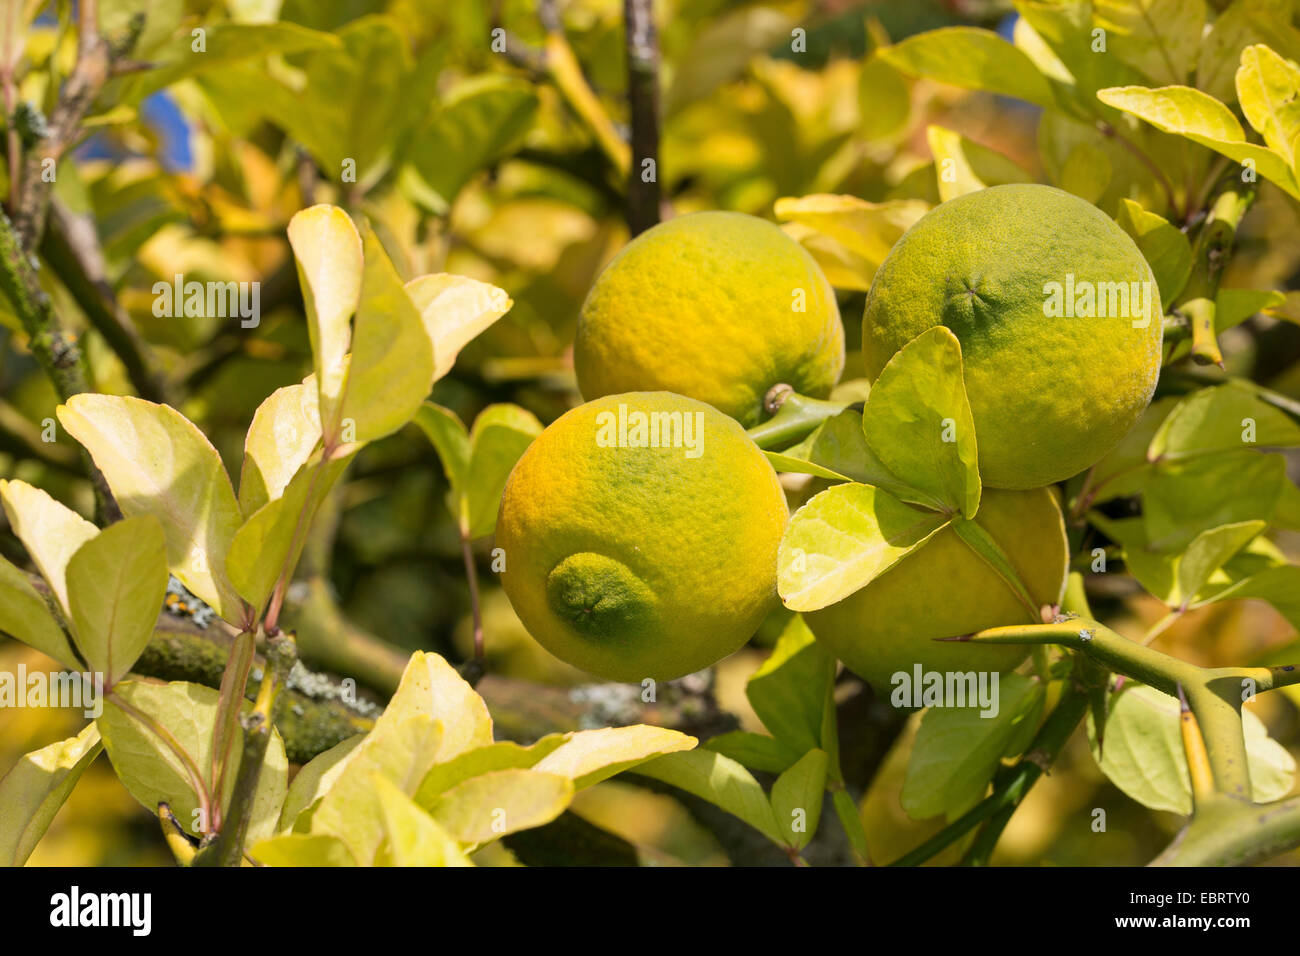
[0,209,119,519]
[40,196,171,402]
[623,0,662,236]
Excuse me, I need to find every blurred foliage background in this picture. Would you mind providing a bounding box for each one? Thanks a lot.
[1,0,1298,866]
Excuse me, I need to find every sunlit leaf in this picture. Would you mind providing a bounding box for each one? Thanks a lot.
[373,775,474,866]
[880,26,1058,110]
[746,615,835,755]
[1088,683,1294,814]
[464,405,542,538]
[1115,198,1192,304]
[98,680,287,845]
[279,734,364,833]
[238,380,323,517]
[338,228,435,443]
[226,448,356,616]
[66,516,169,686]
[56,397,248,625]
[428,769,573,845]
[1236,43,1300,168]
[862,327,980,518]
[288,205,363,438]
[770,748,828,851]
[778,483,949,612]
[0,551,79,670]
[1097,85,1300,199]
[0,724,102,866]
[414,737,568,806]
[1093,0,1205,86]
[532,725,697,791]
[0,479,98,625]
[249,833,357,866]
[1149,383,1300,460]
[925,126,1029,202]
[635,749,782,844]
[406,274,513,382]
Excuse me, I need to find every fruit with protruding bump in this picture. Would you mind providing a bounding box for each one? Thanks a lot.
[496,392,789,681]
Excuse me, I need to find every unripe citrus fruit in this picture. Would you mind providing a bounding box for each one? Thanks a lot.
[804,487,1068,694]
[496,392,789,681]
[863,184,1162,489]
[575,212,845,427]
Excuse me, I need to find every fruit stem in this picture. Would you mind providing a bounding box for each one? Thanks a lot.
[1172,180,1257,367]
[746,391,856,450]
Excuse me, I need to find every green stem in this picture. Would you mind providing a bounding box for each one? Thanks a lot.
[195,632,297,867]
[959,619,1300,801]
[746,391,854,450]
[1172,181,1257,366]
[1153,794,1300,866]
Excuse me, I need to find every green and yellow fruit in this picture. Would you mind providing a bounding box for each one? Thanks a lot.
[496,392,788,681]
[805,487,1068,693]
[863,184,1162,490]
[575,212,845,427]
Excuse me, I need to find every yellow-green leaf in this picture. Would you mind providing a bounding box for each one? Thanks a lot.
[406,274,512,382]
[1097,84,1300,198]
[373,775,474,867]
[238,380,322,516]
[383,650,493,761]
[1088,683,1295,813]
[1093,0,1205,86]
[0,724,102,865]
[414,737,569,807]
[287,205,362,437]
[634,749,783,844]
[226,448,356,616]
[279,734,364,832]
[98,680,287,845]
[774,194,928,282]
[249,833,357,866]
[925,126,1029,202]
[464,404,542,539]
[307,713,446,864]
[338,228,435,443]
[0,551,79,670]
[770,748,828,851]
[428,769,573,845]
[778,483,949,612]
[862,327,981,519]
[1115,198,1193,303]
[879,26,1058,110]
[0,479,97,623]
[66,516,169,686]
[532,726,697,791]
[1236,43,1300,168]
[57,395,248,626]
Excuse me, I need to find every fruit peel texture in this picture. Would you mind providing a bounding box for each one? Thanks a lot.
[863,183,1163,489]
[496,391,790,682]
[805,486,1069,692]
[575,211,845,427]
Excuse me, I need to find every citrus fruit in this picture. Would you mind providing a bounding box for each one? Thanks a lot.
[862,184,1162,490]
[496,391,789,681]
[574,212,845,427]
[804,486,1068,694]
